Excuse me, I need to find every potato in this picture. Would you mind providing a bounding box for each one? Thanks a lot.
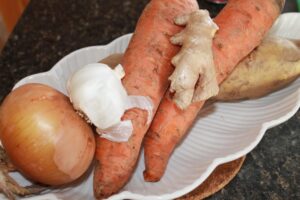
[214,36,300,101]
[99,53,123,68]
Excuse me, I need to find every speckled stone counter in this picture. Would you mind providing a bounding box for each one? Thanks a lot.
[0,0,298,199]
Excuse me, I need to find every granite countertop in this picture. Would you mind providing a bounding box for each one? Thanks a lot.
[0,0,298,199]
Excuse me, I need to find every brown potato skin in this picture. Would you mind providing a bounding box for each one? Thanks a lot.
[214,37,300,101]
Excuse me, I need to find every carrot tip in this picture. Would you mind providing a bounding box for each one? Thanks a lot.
[143,170,162,182]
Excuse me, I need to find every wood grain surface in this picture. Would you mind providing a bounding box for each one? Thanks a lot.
[178,157,246,200]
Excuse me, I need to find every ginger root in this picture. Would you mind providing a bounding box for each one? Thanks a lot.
[169,10,219,109]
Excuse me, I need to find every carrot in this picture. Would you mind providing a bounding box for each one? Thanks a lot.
[93,0,199,198]
[143,0,285,182]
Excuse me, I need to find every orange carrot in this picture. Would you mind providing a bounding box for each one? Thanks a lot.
[93,0,199,198]
[144,0,285,182]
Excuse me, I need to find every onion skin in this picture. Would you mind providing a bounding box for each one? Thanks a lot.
[0,83,95,186]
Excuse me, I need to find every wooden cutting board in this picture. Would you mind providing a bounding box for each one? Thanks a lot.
[178,156,246,200]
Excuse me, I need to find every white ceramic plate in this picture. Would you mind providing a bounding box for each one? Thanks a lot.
[10,13,300,200]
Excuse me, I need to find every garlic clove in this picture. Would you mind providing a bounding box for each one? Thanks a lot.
[113,64,126,79]
[67,63,129,129]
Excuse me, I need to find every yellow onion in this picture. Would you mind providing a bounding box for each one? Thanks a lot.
[0,83,95,186]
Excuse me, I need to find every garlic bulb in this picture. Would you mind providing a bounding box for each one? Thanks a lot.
[67,63,129,129]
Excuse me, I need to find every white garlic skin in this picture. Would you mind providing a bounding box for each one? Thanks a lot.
[67,63,128,129]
